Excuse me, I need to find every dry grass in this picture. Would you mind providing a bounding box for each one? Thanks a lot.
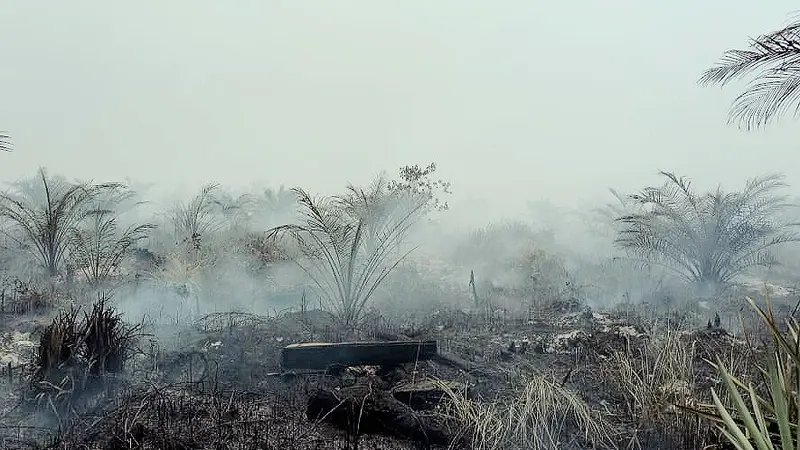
[437,368,614,450]
[33,308,80,383]
[599,320,757,450]
[27,294,143,425]
[1,288,790,450]
[50,383,317,450]
[602,327,705,449]
[80,293,142,376]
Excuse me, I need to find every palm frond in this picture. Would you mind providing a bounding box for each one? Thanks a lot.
[699,25,800,87]
[70,204,155,285]
[170,183,223,250]
[700,15,800,130]
[728,67,800,130]
[0,133,10,152]
[0,168,109,276]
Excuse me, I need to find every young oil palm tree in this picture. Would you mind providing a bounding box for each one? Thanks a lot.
[69,185,155,286]
[0,169,124,277]
[267,185,426,332]
[169,183,224,252]
[341,175,406,255]
[700,12,800,130]
[615,171,800,296]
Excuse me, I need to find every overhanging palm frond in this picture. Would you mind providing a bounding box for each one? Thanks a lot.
[0,133,10,152]
[727,66,800,131]
[700,15,800,130]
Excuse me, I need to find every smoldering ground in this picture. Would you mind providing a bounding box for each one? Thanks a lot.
[0,164,797,449]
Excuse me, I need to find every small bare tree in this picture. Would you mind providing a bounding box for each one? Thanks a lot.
[0,169,119,277]
[388,162,451,213]
[267,186,426,332]
[615,171,800,295]
[340,163,450,253]
[700,12,800,129]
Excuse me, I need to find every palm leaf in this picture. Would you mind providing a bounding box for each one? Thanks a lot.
[266,182,425,331]
[700,14,800,130]
[0,168,111,276]
[0,133,10,152]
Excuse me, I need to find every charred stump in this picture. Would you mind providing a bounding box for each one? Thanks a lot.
[392,380,468,411]
[306,384,461,447]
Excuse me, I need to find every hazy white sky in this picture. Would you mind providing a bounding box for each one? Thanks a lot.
[1,1,798,218]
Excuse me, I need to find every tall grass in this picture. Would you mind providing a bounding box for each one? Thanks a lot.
[600,318,753,449]
[694,295,800,449]
[438,369,614,450]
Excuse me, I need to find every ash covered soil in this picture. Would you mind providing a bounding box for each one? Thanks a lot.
[0,291,768,450]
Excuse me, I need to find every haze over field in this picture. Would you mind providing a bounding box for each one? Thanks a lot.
[2,0,800,221]
[7,4,800,448]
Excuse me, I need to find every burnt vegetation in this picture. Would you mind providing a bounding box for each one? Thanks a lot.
[2,14,800,448]
[0,161,796,450]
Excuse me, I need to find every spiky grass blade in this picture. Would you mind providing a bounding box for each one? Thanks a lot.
[768,354,796,450]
